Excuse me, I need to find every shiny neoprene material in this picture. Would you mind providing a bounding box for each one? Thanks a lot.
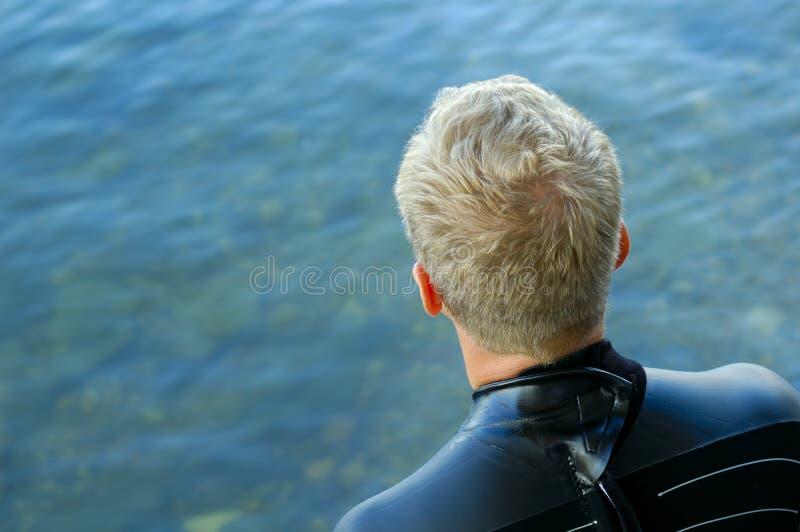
[334,346,800,532]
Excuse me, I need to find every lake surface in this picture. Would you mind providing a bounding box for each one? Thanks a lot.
[1,0,798,530]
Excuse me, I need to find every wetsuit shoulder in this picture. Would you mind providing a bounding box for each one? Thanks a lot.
[609,364,800,531]
[333,434,544,532]
[332,439,472,532]
[333,432,578,532]
[610,362,800,476]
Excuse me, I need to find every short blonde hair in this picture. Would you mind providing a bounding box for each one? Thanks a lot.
[394,75,622,360]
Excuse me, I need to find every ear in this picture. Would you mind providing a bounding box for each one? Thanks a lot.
[412,263,443,316]
[614,221,630,271]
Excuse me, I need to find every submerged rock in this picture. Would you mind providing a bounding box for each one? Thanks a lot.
[184,510,241,532]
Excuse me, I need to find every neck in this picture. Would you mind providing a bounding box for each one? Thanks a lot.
[454,323,605,389]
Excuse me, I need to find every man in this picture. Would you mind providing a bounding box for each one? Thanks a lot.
[335,75,800,531]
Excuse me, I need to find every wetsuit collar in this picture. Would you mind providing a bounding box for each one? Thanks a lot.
[518,339,615,377]
[467,339,647,482]
[472,339,641,399]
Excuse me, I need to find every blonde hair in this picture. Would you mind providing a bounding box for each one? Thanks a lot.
[394,75,622,360]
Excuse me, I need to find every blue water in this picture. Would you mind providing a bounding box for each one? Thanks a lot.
[1,1,799,530]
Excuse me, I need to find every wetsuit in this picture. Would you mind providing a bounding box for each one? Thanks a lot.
[334,340,800,531]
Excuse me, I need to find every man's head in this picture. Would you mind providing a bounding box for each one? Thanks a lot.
[394,75,627,362]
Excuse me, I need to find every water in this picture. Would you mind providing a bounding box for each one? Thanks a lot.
[1,0,798,530]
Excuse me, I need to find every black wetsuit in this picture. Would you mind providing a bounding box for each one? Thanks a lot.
[334,340,800,531]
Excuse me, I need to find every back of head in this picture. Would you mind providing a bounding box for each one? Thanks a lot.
[394,75,622,360]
